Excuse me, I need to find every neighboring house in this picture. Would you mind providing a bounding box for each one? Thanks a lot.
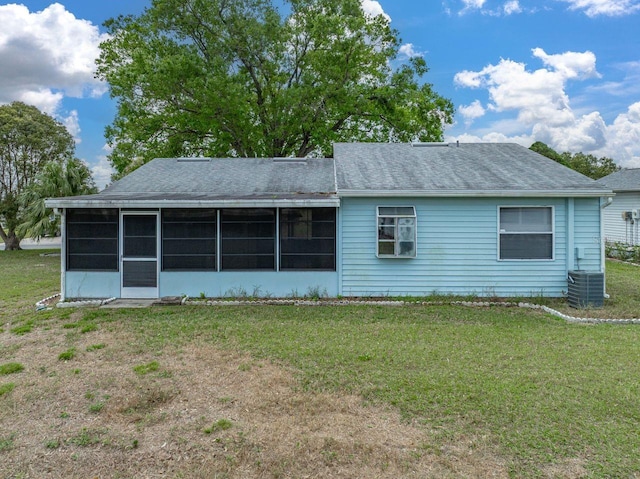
[46,142,611,300]
[595,169,640,245]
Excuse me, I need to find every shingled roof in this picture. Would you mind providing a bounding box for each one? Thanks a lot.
[49,157,338,208]
[47,143,611,208]
[595,168,640,192]
[334,142,608,197]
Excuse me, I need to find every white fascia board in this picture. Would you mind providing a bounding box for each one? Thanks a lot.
[45,197,341,208]
[337,189,613,198]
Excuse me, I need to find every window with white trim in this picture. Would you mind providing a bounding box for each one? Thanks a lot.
[499,206,553,260]
[377,206,416,258]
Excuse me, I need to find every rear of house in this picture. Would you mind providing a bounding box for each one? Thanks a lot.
[47,142,611,300]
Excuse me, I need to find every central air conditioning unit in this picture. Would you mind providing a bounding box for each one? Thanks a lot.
[567,271,604,309]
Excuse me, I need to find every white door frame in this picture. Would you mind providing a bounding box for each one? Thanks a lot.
[120,211,160,299]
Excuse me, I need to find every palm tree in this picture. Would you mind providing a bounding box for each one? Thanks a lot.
[17,159,97,240]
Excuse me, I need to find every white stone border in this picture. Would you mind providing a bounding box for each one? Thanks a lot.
[184,298,639,324]
[40,294,638,323]
[54,297,117,308]
[35,293,61,311]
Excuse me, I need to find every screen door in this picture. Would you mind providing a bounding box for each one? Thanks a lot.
[121,212,159,298]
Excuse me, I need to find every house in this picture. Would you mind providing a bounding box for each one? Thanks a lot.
[46,142,612,300]
[595,169,640,245]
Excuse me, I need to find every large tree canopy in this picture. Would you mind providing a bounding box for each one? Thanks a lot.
[0,102,76,250]
[97,0,454,175]
[529,141,620,180]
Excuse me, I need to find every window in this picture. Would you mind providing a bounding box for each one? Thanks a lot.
[162,209,216,271]
[280,208,336,270]
[377,206,416,258]
[221,209,275,270]
[66,209,118,271]
[499,207,553,260]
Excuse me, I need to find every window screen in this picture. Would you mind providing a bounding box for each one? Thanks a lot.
[221,209,275,270]
[280,208,336,270]
[499,207,553,260]
[377,206,416,258]
[162,209,217,271]
[66,208,118,271]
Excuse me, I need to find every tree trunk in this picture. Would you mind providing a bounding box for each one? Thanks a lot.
[2,232,22,250]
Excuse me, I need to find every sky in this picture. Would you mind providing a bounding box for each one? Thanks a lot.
[1,0,639,189]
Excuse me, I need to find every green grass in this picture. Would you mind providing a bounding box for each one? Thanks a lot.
[0,249,60,325]
[133,361,160,376]
[0,433,16,452]
[204,418,233,434]
[110,301,640,477]
[0,383,16,396]
[0,362,24,375]
[58,348,76,361]
[2,250,640,477]
[86,343,106,352]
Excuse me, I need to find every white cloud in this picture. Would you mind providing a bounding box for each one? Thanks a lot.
[461,0,487,10]
[0,3,108,117]
[360,0,391,21]
[60,110,82,144]
[454,48,599,129]
[459,100,486,124]
[598,102,640,167]
[503,1,523,14]
[532,48,600,80]
[452,0,529,15]
[398,43,423,58]
[557,0,640,17]
[453,48,640,168]
[91,145,116,190]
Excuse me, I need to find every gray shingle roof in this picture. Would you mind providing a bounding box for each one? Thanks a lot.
[334,142,607,195]
[595,168,640,191]
[101,157,336,199]
[46,143,611,208]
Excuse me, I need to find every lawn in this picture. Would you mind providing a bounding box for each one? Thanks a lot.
[1,250,640,478]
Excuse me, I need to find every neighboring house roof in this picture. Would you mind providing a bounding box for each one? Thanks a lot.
[46,143,611,208]
[334,142,608,197]
[595,168,640,192]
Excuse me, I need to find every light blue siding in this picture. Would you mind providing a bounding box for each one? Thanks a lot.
[573,198,603,271]
[64,271,338,299]
[160,271,338,298]
[65,272,120,299]
[339,197,600,298]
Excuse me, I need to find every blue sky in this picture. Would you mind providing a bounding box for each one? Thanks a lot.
[1,0,639,188]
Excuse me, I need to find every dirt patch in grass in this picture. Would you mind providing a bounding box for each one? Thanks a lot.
[0,321,509,478]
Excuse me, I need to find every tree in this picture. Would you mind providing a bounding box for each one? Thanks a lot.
[529,141,620,180]
[529,141,564,164]
[0,102,76,250]
[97,0,454,176]
[17,159,97,240]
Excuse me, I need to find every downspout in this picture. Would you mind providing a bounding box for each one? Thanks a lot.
[567,198,575,272]
[601,197,614,298]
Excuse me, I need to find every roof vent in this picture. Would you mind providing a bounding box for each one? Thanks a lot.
[176,158,211,162]
[272,157,308,164]
[411,142,450,147]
